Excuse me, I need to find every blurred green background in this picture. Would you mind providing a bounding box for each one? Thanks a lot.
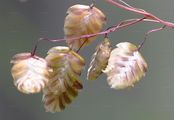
[1,0,174,120]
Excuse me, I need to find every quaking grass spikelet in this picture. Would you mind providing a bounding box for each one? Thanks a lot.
[64,4,106,50]
[11,53,49,94]
[103,42,148,89]
[87,38,112,80]
[43,46,85,112]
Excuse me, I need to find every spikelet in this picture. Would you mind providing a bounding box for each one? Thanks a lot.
[11,53,49,94]
[103,42,148,89]
[64,4,106,50]
[87,38,112,80]
[43,46,85,112]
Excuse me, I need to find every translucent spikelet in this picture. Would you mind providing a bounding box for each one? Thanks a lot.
[11,53,49,94]
[43,46,85,112]
[87,38,112,80]
[64,4,106,51]
[103,42,148,89]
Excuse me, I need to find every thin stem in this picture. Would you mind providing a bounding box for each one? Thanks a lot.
[31,38,43,57]
[30,38,66,56]
[30,17,161,55]
[138,25,166,50]
[106,0,174,28]
[107,0,150,16]
[75,17,145,52]
[118,0,146,12]
[109,17,146,32]
[90,0,95,9]
[76,38,88,53]
[29,0,174,55]
[118,0,135,9]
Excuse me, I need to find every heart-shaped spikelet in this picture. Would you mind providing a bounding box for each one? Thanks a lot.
[43,46,85,112]
[11,53,49,94]
[87,38,112,80]
[103,42,148,89]
[64,4,106,51]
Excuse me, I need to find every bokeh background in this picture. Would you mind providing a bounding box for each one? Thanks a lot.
[1,0,174,120]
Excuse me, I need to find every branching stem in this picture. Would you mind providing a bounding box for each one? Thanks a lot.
[31,0,174,55]
[106,0,174,28]
[30,38,66,56]
[138,25,166,50]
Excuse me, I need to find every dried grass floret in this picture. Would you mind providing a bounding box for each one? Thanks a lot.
[11,53,49,94]
[43,46,85,112]
[64,4,106,50]
[103,42,148,89]
[87,38,112,80]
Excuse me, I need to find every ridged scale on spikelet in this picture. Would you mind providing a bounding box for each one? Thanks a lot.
[43,46,85,112]
[11,53,49,94]
[64,4,106,50]
[103,42,148,89]
[87,38,112,80]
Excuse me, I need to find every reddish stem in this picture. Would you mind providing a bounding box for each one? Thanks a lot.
[30,17,163,55]
[110,17,146,31]
[31,0,174,55]
[106,0,174,28]
[30,38,66,56]
[138,25,166,50]
[31,17,147,55]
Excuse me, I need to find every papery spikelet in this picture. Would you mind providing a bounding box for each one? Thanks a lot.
[11,53,49,94]
[43,46,85,112]
[64,4,106,50]
[103,42,148,89]
[87,38,112,80]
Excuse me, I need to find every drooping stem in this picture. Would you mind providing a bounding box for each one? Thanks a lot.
[106,0,174,28]
[138,25,166,50]
[30,16,163,55]
[76,17,146,52]
[31,40,39,57]
[90,0,95,9]
[30,0,174,56]
[109,17,146,32]
[76,38,88,53]
[30,38,66,56]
